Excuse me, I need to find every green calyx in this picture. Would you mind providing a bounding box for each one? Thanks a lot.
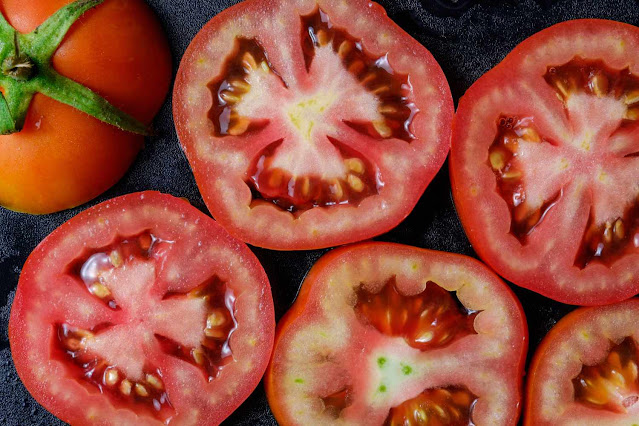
[0,0,148,135]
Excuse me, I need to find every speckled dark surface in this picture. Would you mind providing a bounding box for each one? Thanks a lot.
[1,0,638,424]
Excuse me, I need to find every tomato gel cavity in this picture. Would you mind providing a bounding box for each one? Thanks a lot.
[174,0,453,250]
[9,192,275,425]
[526,299,639,425]
[451,20,639,305]
[266,243,527,425]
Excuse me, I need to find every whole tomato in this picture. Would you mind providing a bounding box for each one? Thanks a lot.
[0,0,171,214]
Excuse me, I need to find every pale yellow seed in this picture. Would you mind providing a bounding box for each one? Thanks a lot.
[614,219,625,240]
[501,170,522,180]
[489,151,505,171]
[228,118,250,136]
[301,177,311,197]
[591,73,609,97]
[220,91,241,104]
[316,29,330,46]
[344,158,364,174]
[230,79,251,92]
[360,72,377,86]
[520,127,541,143]
[120,379,132,396]
[603,221,613,244]
[338,40,352,58]
[135,383,149,397]
[90,283,111,299]
[347,174,364,192]
[379,104,398,114]
[625,107,639,120]
[329,179,344,200]
[260,61,270,73]
[207,310,227,328]
[109,250,123,268]
[242,52,257,71]
[193,348,206,365]
[105,369,119,386]
[624,90,639,105]
[146,374,163,390]
[371,85,390,96]
[373,120,392,138]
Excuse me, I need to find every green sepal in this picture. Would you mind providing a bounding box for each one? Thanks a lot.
[38,70,148,135]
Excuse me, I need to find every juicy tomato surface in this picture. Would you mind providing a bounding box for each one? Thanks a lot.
[451,19,639,305]
[526,299,639,425]
[9,191,275,425]
[265,243,527,425]
[0,0,172,214]
[173,0,453,250]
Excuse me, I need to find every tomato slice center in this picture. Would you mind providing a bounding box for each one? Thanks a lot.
[573,337,639,413]
[488,57,639,268]
[56,231,237,420]
[355,278,478,351]
[385,386,478,426]
[207,8,418,214]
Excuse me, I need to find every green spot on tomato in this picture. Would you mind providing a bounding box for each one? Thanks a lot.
[378,384,387,393]
[401,364,412,375]
[377,357,387,368]
[294,378,304,384]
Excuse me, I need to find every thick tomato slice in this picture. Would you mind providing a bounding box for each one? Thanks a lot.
[0,0,171,214]
[451,19,639,305]
[265,243,527,425]
[9,192,275,425]
[526,299,639,425]
[173,0,453,250]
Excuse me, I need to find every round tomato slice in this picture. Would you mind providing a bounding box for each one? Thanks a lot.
[173,0,453,250]
[265,243,527,425]
[526,299,639,425]
[451,19,639,305]
[9,192,275,425]
[0,0,172,214]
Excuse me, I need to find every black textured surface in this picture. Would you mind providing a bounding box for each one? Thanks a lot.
[1,0,638,424]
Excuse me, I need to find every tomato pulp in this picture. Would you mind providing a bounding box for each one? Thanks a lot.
[451,19,639,305]
[526,299,639,425]
[174,0,453,250]
[266,243,527,425]
[0,0,172,214]
[9,192,275,425]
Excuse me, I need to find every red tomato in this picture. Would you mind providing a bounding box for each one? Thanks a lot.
[9,192,275,425]
[451,19,639,305]
[526,299,639,425]
[173,0,453,250]
[265,243,527,425]
[0,0,172,214]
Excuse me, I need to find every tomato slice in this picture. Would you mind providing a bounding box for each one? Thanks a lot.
[8,192,275,425]
[173,0,453,250]
[526,299,639,425]
[451,19,639,305]
[265,243,527,425]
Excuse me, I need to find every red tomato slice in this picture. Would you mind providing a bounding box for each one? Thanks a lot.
[451,19,639,305]
[9,192,275,425]
[265,243,527,425]
[526,299,639,425]
[173,0,453,250]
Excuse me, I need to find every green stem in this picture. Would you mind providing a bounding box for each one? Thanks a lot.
[0,0,148,135]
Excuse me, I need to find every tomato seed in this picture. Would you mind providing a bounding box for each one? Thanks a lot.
[120,379,132,396]
[90,283,111,299]
[104,368,119,386]
[135,383,149,397]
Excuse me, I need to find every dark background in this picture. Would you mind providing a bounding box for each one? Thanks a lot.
[1,0,638,424]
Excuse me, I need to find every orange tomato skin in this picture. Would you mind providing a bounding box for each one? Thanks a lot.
[0,0,172,214]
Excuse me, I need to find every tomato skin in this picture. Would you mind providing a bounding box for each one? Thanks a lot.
[525,299,639,425]
[265,243,528,425]
[0,0,172,214]
[450,19,639,306]
[9,191,275,425]
[174,0,453,250]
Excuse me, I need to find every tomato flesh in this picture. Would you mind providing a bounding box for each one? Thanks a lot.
[266,243,527,425]
[9,192,275,425]
[174,0,453,249]
[451,19,639,305]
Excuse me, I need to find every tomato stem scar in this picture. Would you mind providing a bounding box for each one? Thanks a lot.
[0,0,148,135]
